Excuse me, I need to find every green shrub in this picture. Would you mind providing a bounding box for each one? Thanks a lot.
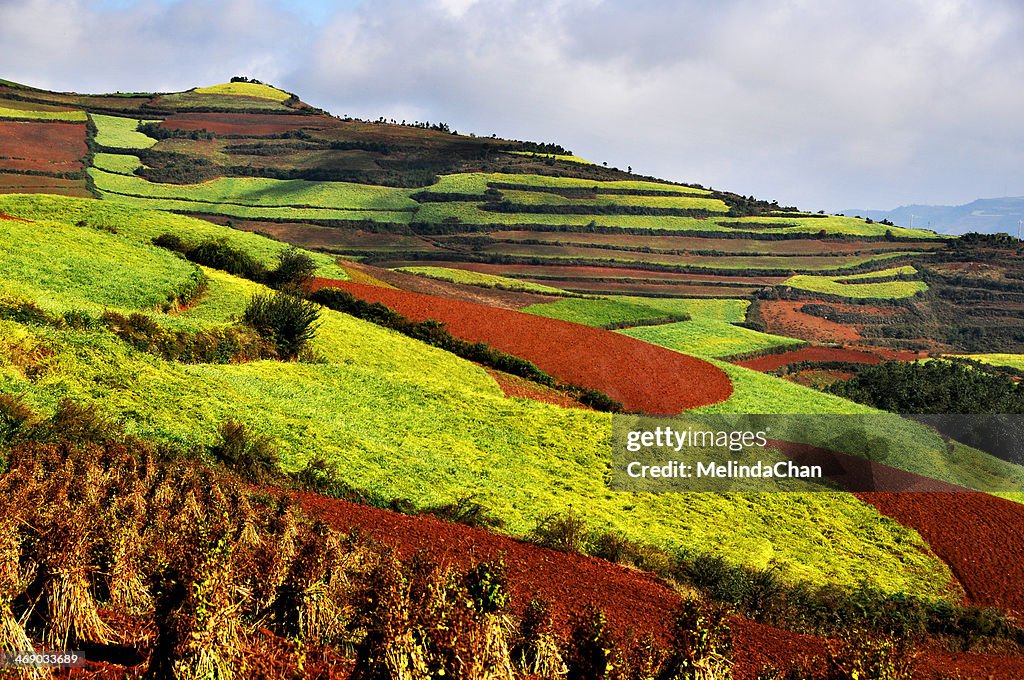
[531,509,589,554]
[269,247,317,291]
[242,292,321,360]
[565,606,616,680]
[663,598,734,680]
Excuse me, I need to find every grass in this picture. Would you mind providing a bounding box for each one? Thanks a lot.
[92,152,142,175]
[522,297,689,327]
[833,265,918,281]
[496,189,730,212]
[194,82,293,102]
[157,91,293,111]
[89,168,418,211]
[505,150,594,164]
[0,106,86,121]
[395,266,577,295]
[0,194,349,280]
[90,114,160,149]
[0,194,974,601]
[421,172,713,195]
[784,271,927,299]
[958,354,1024,372]
[608,297,750,322]
[0,216,201,314]
[619,320,804,359]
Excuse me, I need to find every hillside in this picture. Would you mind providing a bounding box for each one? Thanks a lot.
[2,79,1024,677]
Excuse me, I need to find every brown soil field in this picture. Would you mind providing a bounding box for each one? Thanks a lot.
[484,367,588,408]
[486,230,944,255]
[0,173,90,197]
[758,299,863,342]
[0,120,87,172]
[547,279,761,297]
[309,280,733,412]
[735,345,888,372]
[204,216,440,253]
[392,261,784,285]
[159,112,335,136]
[343,262,556,310]
[857,492,1024,618]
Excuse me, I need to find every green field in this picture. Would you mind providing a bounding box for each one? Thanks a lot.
[505,150,594,165]
[619,319,804,358]
[0,193,976,599]
[420,172,714,195]
[609,297,750,322]
[832,265,918,281]
[522,297,692,326]
[496,188,730,211]
[91,114,160,149]
[0,106,86,121]
[156,91,293,111]
[395,266,577,295]
[92,152,143,175]
[0,194,349,280]
[958,354,1024,372]
[784,269,927,299]
[89,168,418,210]
[194,82,293,101]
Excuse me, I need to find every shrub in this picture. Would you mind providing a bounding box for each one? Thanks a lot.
[531,509,589,554]
[426,495,506,530]
[465,559,510,615]
[663,597,734,680]
[826,632,920,680]
[565,606,616,680]
[243,292,321,360]
[0,394,35,445]
[269,247,317,291]
[514,600,567,679]
[210,419,280,483]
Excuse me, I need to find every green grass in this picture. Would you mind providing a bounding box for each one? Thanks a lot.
[784,271,927,299]
[194,82,293,102]
[0,217,201,314]
[609,297,750,322]
[0,195,973,600]
[505,151,594,165]
[90,114,160,149]
[89,168,417,211]
[958,354,1024,372]
[496,188,730,212]
[0,194,349,280]
[395,266,577,295]
[421,172,713,195]
[833,265,918,281]
[92,152,143,175]
[0,106,86,121]
[157,91,293,111]
[522,297,690,327]
[619,320,804,358]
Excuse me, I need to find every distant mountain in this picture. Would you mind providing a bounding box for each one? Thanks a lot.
[839,197,1024,236]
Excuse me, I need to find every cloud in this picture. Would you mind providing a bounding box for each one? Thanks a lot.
[1,0,1022,209]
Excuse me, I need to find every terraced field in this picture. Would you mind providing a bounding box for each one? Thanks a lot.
[0,119,87,173]
[0,106,86,121]
[396,266,578,296]
[91,113,160,149]
[619,319,805,359]
[783,267,928,299]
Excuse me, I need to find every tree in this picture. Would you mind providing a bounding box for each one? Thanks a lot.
[242,292,321,360]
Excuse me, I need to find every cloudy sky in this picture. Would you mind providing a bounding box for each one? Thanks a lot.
[2,0,1022,211]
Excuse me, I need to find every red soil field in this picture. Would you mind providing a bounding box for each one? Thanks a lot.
[310,280,733,413]
[484,368,587,409]
[0,212,30,222]
[857,492,1024,617]
[292,490,1024,679]
[344,261,555,310]
[735,345,892,372]
[546,279,761,297]
[412,261,786,285]
[0,173,90,197]
[159,112,335,136]
[487,230,944,255]
[758,299,863,343]
[0,120,87,173]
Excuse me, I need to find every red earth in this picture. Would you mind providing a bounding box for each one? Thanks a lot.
[398,261,786,285]
[484,367,588,409]
[0,212,31,222]
[0,173,91,197]
[292,490,1024,679]
[309,280,733,413]
[0,120,87,173]
[857,492,1024,618]
[758,299,864,343]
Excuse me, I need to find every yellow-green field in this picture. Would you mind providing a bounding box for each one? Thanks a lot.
[194,82,293,102]
[91,114,160,148]
[0,106,86,121]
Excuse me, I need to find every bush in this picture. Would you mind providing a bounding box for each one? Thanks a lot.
[426,494,506,529]
[210,419,280,483]
[243,292,321,360]
[531,509,589,554]
[269,247,317,291]
[663,597,734,679]
[565,606,616,680]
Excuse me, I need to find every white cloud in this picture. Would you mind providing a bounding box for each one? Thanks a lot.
[1,0,1022,209]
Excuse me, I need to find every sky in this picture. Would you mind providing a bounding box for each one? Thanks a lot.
[1,0,1022,212]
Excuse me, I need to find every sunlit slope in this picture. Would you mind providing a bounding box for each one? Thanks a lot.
[0,194,963,599]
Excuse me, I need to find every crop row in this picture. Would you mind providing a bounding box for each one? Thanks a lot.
[0,105,86,121]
